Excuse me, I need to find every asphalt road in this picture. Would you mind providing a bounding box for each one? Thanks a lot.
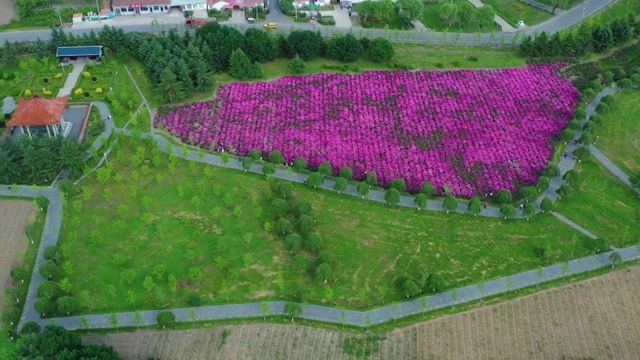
[0,0,614,45]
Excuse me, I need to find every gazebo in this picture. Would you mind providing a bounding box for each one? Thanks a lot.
[7,96,71,138]
[56,46,103,62]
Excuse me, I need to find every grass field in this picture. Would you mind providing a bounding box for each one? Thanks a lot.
[481,0,553,27]
[360,14,412,30]
[84,265,640,359]
[597,90,640,175]
[420,0,501,32]
[554,158,640,247]
[56,136,593,315]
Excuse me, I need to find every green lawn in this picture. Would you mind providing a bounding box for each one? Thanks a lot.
[554,158,640,247]
[71,71,113,103]
[420,0,501,32]
[56,137,592,315]
[597,89,640,175]
[482,0,553,27]
[361,14,412,30]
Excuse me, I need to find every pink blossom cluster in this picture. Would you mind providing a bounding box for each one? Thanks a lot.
[157,66,579,196]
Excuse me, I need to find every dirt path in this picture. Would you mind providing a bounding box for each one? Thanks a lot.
[85,265,640,359]
[0,200,35,330]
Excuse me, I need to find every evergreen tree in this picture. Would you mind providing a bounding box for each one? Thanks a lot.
[327,33,362,62]
[156,67,185,103]
[592,25,614,53]
[243,28,279,63]
[287,30,323,61]
[367,38,395,62]
[229,48,254,80]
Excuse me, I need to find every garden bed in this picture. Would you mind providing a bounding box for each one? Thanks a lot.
[158,66,579,197]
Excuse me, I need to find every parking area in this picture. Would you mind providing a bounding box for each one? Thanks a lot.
[72,12,185,29]
[321,5,352,28]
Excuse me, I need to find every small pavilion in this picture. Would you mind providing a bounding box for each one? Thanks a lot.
[56,46,103,63]
[7,96,71,138]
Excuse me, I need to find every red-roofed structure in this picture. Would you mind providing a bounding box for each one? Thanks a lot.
[8,96,71,138]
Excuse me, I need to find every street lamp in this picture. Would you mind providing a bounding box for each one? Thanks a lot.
[54,6,63,27]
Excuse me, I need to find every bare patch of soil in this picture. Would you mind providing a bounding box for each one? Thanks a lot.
[85,266,640,359]
[0,200,35,330]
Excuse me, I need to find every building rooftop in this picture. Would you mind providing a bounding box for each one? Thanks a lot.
[8,96,70,127]
[56,46,103,57]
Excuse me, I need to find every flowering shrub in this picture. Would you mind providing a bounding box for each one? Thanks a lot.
[95,88,103,94]
[54,73,63,79]
[158,66,579,196]
[74,88,83,96]
[82,71,91,78]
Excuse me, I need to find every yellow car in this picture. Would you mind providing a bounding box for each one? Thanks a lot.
[264,23,278,29]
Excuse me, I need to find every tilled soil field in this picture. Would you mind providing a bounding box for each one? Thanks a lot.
[0,200,35,329]
[85,266,640,359]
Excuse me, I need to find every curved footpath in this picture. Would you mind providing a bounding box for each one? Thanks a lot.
[5,74,640,331]
[0,0,617,45]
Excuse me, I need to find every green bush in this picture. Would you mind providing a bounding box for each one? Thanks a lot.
[318,15,335,25]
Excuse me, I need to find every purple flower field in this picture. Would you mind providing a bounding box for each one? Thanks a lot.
[157,66,579,196]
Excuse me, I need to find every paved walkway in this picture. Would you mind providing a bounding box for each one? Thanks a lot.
[590,145,640,195]
[57,62,85,98]
[9,81,640,331]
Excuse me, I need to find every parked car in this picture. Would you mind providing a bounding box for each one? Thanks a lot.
[340,1,352,9]
[264,22,278,29]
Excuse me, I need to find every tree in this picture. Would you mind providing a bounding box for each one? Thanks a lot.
[13,325,122,359]
[276,218,293,234]
[34,298,55,317]
[573,146,591,160]
[2,306,20,326]
[287,30,323,61]
[327,33,363,62]
[294,199,312,216]
[385,188,400,205]
[19,321,41,336]
[542,165,561,178]
[397,0,423,21]
[401,278,421,298]
[609,251,622,268]
[561,128,576,143]
[270,199,289,218]
[356,182,370,198]
[157,311,176,328]
[306,233,323,251]
[339,166,354,180]
[306,172,323,188]
[578,131,594,145]
[39,260,61,280]
[495,189,512,204]
[293,157,307,171]
[57,296,79,315]
[367,38,395,63]
[269,150,285,164]
[500,204,515,219]
[242,27,278,63]
[317,161,333,176]
[333,177,348,193]
[284,302,302,321]
[467,196,481,215]
[562,169,580,186]
[241,157,252,171]
[389,178,407,193]
[364,172,378,186]
[556,184,574,200]
[519,186,538,202]
[522,203,535,220]
[318,250,331,264]
[536,176,550,192]
[293,254,311,272]
[229,48,254,80]
[156,67,184,103]
[297,215,314,234]
[414,193,428,209]
[316,263,333,283]
[619,78,633,90]
[288,55,306,74]
[262,163,276,176]
[540,197,553,212]
[143,276,156,292]
[274,181,294,198]
[443,196,458,213]
[439,3,458,27]
[476,5,495,30]
[420,182,435,197]
[284,233,302,253]
[424,273,445,293]
[592,25,614,53]
[37,281,59,300]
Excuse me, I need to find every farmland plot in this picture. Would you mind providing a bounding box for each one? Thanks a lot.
[85,265,640,359]
[0,200,35,329]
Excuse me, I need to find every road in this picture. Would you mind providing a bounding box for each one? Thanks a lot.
[0,0,614,45]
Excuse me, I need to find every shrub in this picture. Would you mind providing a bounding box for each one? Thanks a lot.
[318,15,335,25]
[24,89,32,97]
[435,62,444,68]
[95,88,103,94]
[54,73,63,79]
[43,90,53,96]
[451,60,461,67]
[468,56,478,61]
[156,311,176,328]
[43,77,50,84]
[83,92,90,98]
[74,88,83,96]
[81,71,91,78]
[91,76,99,83]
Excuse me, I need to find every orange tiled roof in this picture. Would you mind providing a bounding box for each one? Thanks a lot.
[8,96,69,127]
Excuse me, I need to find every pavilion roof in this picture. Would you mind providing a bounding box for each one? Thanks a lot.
[8,96,69,127]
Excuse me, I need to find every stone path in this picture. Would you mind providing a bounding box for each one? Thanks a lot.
[7,82,639,332]
[57,62,85,98]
